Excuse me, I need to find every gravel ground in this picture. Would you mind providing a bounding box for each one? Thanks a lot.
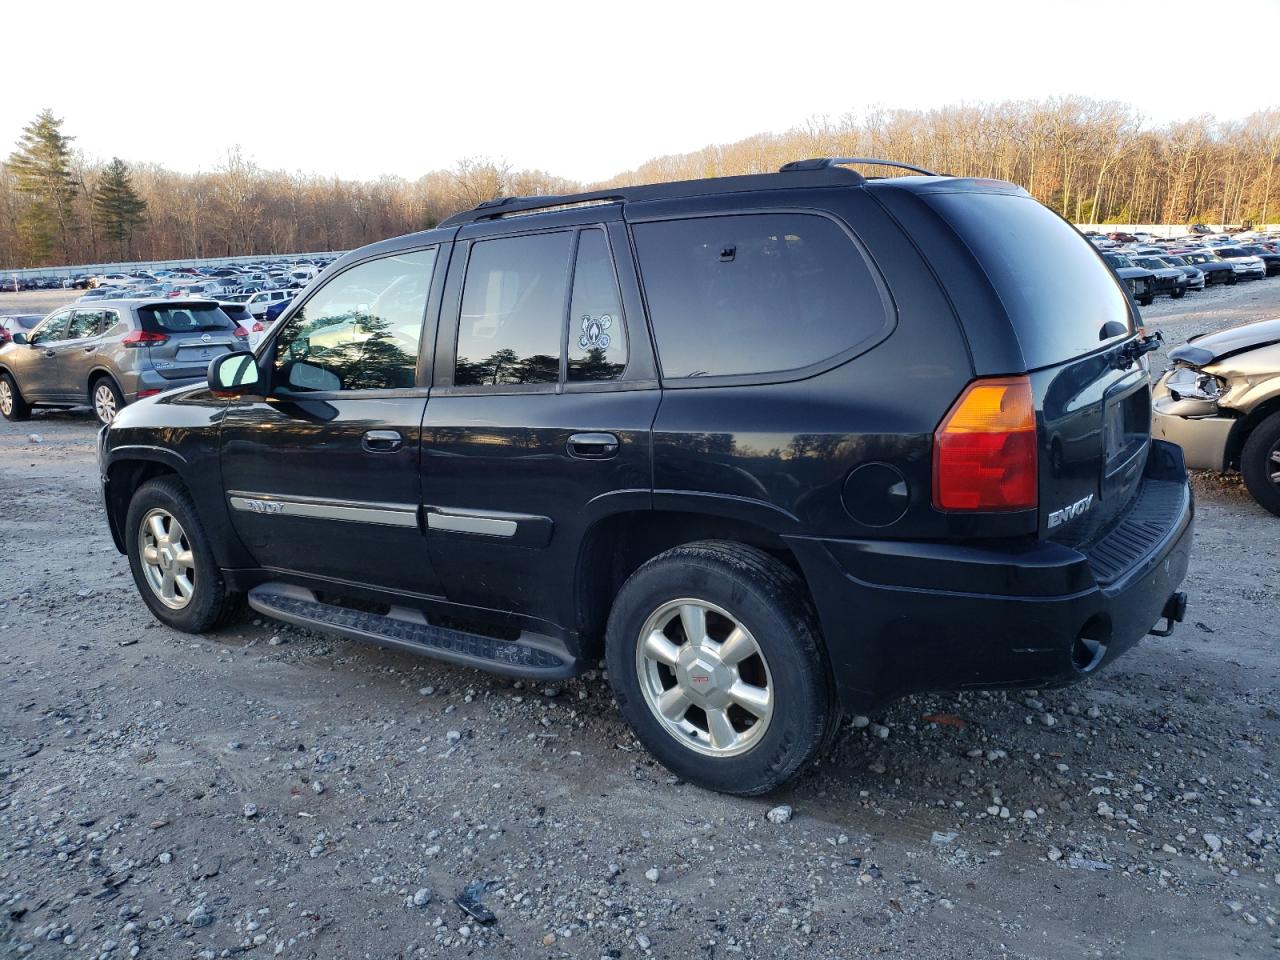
[0,282,1277,960]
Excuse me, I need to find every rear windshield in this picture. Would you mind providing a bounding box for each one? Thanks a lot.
[928,193,1133,369]
[138,304,235,333]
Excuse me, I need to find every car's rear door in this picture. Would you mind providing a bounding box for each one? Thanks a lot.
[420,216,659,635]
[218,244,448,597]
[58,308,115,400]
[139,301,242,381]
[911,186,1151,543]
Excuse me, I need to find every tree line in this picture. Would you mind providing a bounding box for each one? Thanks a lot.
[4,98,1280,268]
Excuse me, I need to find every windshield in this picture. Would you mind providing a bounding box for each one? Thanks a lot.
[138,305,235,333]
[928,192,1133,368]
[1104,254,1134,268]
[1163,255,1188,265]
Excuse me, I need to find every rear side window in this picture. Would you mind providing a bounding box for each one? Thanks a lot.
[455,232,572,386]
[140,305,234,333]
[632,213,889,380]
[568,229,627,382]
[927,193,1132,369]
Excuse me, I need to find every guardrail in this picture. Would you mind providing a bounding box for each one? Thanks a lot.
[2,250,348,283]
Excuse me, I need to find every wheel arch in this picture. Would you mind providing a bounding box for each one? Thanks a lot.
[103,448,190,554]
[86,366,120,397]
[572,500,813,662]
[1225,395,1280,470]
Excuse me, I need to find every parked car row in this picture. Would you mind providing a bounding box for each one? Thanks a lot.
[1088,231,1280,305]
[4,254,339,294]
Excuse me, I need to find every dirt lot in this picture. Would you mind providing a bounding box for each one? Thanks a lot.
[0,282,1277,960]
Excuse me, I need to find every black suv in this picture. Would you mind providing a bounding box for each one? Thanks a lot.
[99,159,1193,795]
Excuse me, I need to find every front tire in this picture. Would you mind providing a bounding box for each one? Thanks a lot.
[125,477,241,631]
[0,372,31,421]
[605,541,836,795]
[1241,412,1280,518]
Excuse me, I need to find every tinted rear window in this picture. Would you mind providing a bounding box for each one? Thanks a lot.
[928,193,1132,369]
[139,305,234,333]
[632,213,889,380]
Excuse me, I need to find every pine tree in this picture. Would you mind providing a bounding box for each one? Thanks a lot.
[4,110,79,263]
[93,158,148,259]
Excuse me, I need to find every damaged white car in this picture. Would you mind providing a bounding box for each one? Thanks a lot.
[1153,318,1280,516]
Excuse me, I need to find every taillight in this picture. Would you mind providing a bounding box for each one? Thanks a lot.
[933,375,1038,512]
[251,321,264,332]
[233,326,249,339]
[136,389,162,399]
[121,329,169,348]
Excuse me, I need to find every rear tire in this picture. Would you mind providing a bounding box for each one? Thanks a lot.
[125,477,241,632]
[1139,294,1155,306]
[605,540,836,795]
[90,376,124,425]
[1241,412,1280,518]
[1172,287,1186,299]
[0,372,31,421]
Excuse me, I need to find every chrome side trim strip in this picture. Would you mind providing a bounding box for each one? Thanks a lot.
[227,491,419,528]
[426,512,518,537]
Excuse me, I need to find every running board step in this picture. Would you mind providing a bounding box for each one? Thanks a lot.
[247,584,580,680]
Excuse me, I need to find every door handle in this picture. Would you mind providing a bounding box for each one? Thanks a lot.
[43,349,55,358]
[362,429,403,453]
[84,346,96,353]
[567,432,619,459]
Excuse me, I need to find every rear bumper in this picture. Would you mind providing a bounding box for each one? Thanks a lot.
[790,440,1194,711]
[127,370,206,402]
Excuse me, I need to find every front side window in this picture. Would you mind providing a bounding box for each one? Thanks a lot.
[633,213,888,380]
[273,247,436,392]
[455,232,572,386]
[29,311,71,345]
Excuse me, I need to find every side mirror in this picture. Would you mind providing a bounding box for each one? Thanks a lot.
[208,350,260,398]
[11,333,27,345]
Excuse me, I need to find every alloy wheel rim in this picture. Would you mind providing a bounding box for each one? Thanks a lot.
[0,380,11,415]
[635,598,773,758]
[139,508,195,610]
[94,384,117,423]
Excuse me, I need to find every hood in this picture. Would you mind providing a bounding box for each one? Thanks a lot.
[1170,317,1280,366]
[1113,266,1155,280]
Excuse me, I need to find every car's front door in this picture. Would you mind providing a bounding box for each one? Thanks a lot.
[218,245,449,598]
[421,220,660,635]
[17,310,73,399]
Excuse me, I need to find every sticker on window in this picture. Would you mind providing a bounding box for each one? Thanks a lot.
[578,314,612,351]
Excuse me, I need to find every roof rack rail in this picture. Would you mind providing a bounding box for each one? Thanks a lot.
[436,166,870,229]
[779,157,940,176]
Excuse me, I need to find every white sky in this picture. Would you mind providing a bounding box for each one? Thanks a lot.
[5,0,1279,185]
